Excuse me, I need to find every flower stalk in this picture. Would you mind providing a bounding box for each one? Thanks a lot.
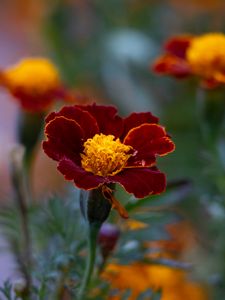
[10,147,32,299]
[77,223,101,300]
[17,111,45,169]
[196,87,225,146]
[77,188,112,299]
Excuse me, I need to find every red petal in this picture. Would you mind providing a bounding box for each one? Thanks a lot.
[58,158,105,190]
[149,136,175,156]
[124,124,175,167]
[152,55,191,78]
[111,167,166,198]
[43,116,84,162]
[122,112,158,139]
[201,78,221,89]
[12,88,54,112]
[45,106,99,139]
[164,35,193,59]
[76,103,124,138]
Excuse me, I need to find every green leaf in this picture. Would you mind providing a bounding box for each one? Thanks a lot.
[137,289,153,300]
[151,290,162,300]
[0,280,14,300]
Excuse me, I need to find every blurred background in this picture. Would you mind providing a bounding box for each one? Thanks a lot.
[0,0,225,299]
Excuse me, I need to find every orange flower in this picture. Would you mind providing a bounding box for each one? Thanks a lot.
[0,58,66,112]
[103,263,209,300]
[152,33,225,88]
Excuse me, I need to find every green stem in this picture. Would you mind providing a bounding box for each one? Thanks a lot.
[77,223,101,300]
[196,87,225,146]
[10,148,32,298]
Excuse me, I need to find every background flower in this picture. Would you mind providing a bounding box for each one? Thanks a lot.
[152,33,225,88]
[103,263,208,300]
[0,57,65,111]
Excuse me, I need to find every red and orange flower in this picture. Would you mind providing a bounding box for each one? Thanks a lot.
[0,57,68,112]
[43,104,175,216]
[152,33,225,88]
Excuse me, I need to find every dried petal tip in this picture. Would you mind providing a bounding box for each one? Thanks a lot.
[102,185,129,219]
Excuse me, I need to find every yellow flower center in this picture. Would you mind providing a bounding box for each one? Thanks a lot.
[81,134,133,177]
[4,58,60,95]
[186,33,225,81]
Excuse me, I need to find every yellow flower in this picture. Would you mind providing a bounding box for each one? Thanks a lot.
[103,263,209,300]
[4,57,60,94]
[1,58,62,112]
[153,32,225,88]
[186,33,225,83]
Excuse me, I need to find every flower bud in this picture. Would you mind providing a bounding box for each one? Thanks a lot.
[98,223,120,259]
[80,188,112,226]
[17,111,44,166]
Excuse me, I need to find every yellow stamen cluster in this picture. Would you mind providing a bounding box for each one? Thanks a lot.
[186,33,225,82]
[81,134,132,177]
[4,58,60,95]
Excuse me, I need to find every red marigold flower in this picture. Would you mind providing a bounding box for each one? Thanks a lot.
[152,33,225,88]
[152,35,193,79]
[43,104,175,217]
[0,58,68,112]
